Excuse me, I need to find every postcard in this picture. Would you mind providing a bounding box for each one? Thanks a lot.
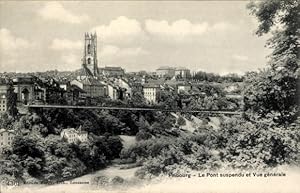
[0,1,299,193]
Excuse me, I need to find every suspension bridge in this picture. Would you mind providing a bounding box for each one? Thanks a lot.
[27,104,243,116]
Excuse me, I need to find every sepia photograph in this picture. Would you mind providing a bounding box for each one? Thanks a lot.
[0,1,299,193]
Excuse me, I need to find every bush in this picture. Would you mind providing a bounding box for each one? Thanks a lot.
[136,130,152,141]
[111,176,125,185]
[132,116,300,178]
[106,136,123,159]
[177,116,186,126]
[216,117,300,168]
[93,176,109,186]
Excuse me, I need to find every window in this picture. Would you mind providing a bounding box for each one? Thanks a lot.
[87,44,91,54]
[87,58,91,64]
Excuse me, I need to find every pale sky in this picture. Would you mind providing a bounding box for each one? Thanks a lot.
[0,1,271,75]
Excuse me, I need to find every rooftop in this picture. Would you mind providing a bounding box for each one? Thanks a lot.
[143,83,161,88]
[70,84,87,93]
[77,78,106,86]
[61,127,87,135]
[100,66,124,71]
[175,67,190,71]
[156,66,175,70]
[0,129,15,134]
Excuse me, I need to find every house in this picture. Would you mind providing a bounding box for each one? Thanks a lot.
[224,84,240,93]
[0,83,8,93]
[131,82,143,93]
[0,129,15,153]
[99,66,125,76]
[114,78,132,99]
[143,83,161,104]
[106,83,119,100]
[156,66,175,78]
[34,77,65,104]
[71,78,107,98]
[13,76,35,105]
[58,79,70,91]
[177,83,192,94]
[175,67,191,79]
[0,93,7,114]
[61,127,88,144]
[33,86,46,102]
[65,84,87,105]
[12,76,64,105]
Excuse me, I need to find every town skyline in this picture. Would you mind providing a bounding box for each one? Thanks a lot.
[0,1,271,75]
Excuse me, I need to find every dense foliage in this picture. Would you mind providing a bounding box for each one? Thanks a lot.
[121,117,300,179]
[0,110,125,183]
[0,107,178,183]
[244,0,299,125]
[244,69,298,123]
[193,71,243,82]
[156,83,242,111]
[5,81,18,117]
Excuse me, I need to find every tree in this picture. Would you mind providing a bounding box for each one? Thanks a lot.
[158,90,175,109]
[106,136,123,159]
[245,0,299,124]
[0,154,24,179]
[0,113,14,129]
[136,116,151,131]
[177,116,186,127]
[12,134,44,159]
[129,89,147,107]
[6,81,18,117]
[136,130,152,141]
[247,0,299,73]
[244,69,298,123]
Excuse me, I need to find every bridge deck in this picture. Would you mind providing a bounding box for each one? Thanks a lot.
[27,104,242,115]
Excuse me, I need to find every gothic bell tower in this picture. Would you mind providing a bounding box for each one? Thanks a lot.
[82,32,99,77]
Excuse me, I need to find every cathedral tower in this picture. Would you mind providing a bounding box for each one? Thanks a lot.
[82,32,98,77]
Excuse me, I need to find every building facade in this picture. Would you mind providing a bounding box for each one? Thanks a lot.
[156,67,175,78]
[61,128,88,144]
[64,84,87,105]
[177,83,192,94]
[0,84,8,114]
[114,78,132,98]
[0,84,8,93]
[175,68,191,79]
[143,84,161,104]
[11,76,63,105]
[13,77,35,105]
[99,67,125,76]
[106,83,118,100]
[0,129,15,153]
[0,93,7,113]
[71,79,107,98]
